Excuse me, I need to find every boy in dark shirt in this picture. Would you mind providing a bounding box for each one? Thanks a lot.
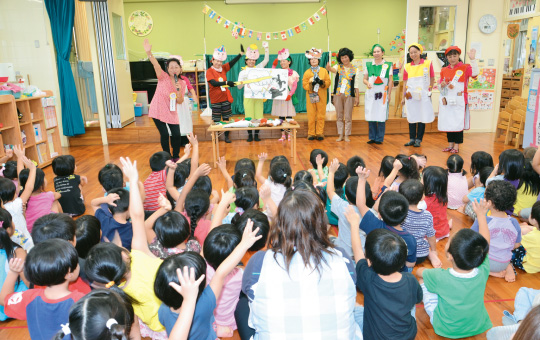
[52,155,86,216]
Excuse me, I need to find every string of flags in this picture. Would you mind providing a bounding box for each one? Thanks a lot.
[202,4,327,40]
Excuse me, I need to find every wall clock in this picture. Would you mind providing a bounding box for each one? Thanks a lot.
[128,10,153,37]
[479,14,497,34]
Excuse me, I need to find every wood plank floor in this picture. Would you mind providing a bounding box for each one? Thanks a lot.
[1,131,539,340]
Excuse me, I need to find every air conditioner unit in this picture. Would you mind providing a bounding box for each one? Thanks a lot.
[225,0,319,4]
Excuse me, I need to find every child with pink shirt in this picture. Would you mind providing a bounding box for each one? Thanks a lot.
[19,167,61,233]
[446,154,468,210]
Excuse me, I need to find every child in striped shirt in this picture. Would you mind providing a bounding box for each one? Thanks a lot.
[143,151,171,211]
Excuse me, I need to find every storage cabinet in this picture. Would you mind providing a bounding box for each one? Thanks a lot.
[182,68,207,111]
[500,74,523,109]
[0,90,61,167]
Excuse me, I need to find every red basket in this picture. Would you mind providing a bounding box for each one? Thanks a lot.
[0,77,8,82]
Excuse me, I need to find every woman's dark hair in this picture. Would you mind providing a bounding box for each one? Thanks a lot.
[3,161,18,180]
[0,208,19,262]
[98,164,124,191]
[185,189,210,241]
[154,211,190,248]
[149,151,171,172]
[422,166,448,205]
[336,47,354,64]
[309,149,328,169]
[347,156,366,177]
[378,156,395,178]
[85,243,129,288]
[448,229,489,270]
[203,225,241,270]
[53,289,134,340]
[406,45,427,63]
[193,176,212,196]
[270,161,292,188]
[445,49,463,62]
[231,186,259,225]
[365,229,407,275]
[344,177,375,208]
[154,252,206,309]
[307,58,320,66]
[470,151,494,176]
[234,158,256,174]
[52,155,76,177]
[395,154,420,180]
[498,149,524,181]
[485,180,517,212]
[233,169,256,189]
[0,177,16,202]
[513,305,540,340]
[518,162,540,196]
[18,167,45,193]
[75,215,101,259]
[173,163,190,189]
[294,170,313,184]
[268,190,333,275]
[234,209,269,251]
[165,58,182,73]
[282,57,293,66]
[447,154,466,175]
[25,238,79,286]
[106,188,130,214]
[399,179,424,206]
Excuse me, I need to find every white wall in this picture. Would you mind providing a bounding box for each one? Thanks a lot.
[0,0,65,144]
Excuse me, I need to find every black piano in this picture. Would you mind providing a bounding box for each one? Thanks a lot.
[130,59,167,103]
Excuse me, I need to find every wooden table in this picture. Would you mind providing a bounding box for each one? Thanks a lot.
[207,122,300,167]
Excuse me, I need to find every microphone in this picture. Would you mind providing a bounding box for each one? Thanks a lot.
[174,74,179,91]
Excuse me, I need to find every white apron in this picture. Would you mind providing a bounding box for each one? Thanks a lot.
[404,63,435,124]
[438,70,470,132]
[248,250,362,340]
[365,64,390,122]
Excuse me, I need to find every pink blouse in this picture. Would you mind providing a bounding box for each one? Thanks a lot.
[149,72,193,125]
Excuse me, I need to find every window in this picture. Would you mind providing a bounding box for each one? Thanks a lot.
[418,6,456,52]
[112,13,126,60]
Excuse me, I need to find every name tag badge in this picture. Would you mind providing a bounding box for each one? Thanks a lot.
[340,78,347,94]
[170,93,177,111]
[219,77,226,92]
[313,84,320,92]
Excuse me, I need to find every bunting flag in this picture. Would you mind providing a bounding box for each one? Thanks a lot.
[202,4,326,41]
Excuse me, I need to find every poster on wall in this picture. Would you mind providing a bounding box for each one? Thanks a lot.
[237,68,289,100]
[468,68,496,89]
[508,0,536,17]
[522,68,540,147]
[468,91,494,110]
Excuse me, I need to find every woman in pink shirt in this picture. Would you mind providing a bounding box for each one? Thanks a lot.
[143,39,195,160]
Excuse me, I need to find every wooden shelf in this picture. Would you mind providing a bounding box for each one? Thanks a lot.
[0,126,13,131]
[19,121,31,126]
[46,126,58,130]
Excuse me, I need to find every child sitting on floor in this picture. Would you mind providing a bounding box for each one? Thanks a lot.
[512,201,540,274]
[92,188,132,250]
[144,151,171,211]
[52,155,87,216]
[422,166,451,241]
[463,167,493,220]
[446,154,468,210]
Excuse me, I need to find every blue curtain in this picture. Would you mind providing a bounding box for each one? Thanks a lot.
[45,0,85,136]
[206,52,329,115]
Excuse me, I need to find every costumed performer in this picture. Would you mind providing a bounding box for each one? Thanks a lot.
[303,47,331,140]
[402,43,435,148]
[206,45,244,143]
[439,46,478,153]
[271,48,299,142]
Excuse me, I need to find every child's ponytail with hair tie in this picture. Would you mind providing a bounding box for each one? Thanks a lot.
[105,281,115,288]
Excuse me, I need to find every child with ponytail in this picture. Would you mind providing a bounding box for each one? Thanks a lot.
[255,153,292,212]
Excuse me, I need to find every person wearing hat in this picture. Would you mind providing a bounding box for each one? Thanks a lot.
[439,46,478,153]
[271,48,299,142]
[303,48,331,140]
[402,43,435,148]
[206,45,244,143]
[361,44,394,144]
[237,42,270,142]
[143,39,193,159]
[326,47,358,142]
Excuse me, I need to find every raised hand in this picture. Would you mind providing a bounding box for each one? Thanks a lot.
[143,39,152,54]
[328,158,340,174]
[4,149,13,159]
[158,193,172,211]
[393,159,403,170]
[120,157,138,182]
[344,205,361,229]
[183,144,192,158]
[105,193,120,206]
[166,160,177,170]
[8,257,24,274]
[216,156,227,171]
[315,154,325,168]
[355,166,370,180]
[472,198,489,216]
[195,163,212,177]
[20,155,35,170]
[169,266,205,300]
[240,218,262,249]
[258,152,268,161]
[12,145,24,158]
[220,190,236,206]
[186,132,198,146]
[467,48,476,61]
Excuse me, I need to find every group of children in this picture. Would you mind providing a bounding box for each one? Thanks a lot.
[0,135,539,340]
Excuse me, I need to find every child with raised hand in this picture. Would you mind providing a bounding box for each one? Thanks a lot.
[18,151,62,232]
[52,289,138,340]
[399,179,441,267]
[309,149,328,183]
[155,219,262,338]
[471,180,520,282]
[255,153,292,211]
[423,166,451,241]
[381,155,420,192]
[0,208,29,321]
[355,166,417,271]
[512,201,540,273]
[98,163,146,201]
[416,199,492,339]
[85,157,167,338]
[0,149,35,251]
[325,159,349,226]
[463,167,493,219]
[144,151,172,211]
[372,155,395,199]
[345,206,422,340]
[166,133,199,202]
[0,239,84,340]
[327,158,374,258]
[446,154,468,210]
[91,188,132,250]
[146,193,200,259]
[52,155,87,216]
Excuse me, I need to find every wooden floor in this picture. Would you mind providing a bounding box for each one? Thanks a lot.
[1,131,538,340]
